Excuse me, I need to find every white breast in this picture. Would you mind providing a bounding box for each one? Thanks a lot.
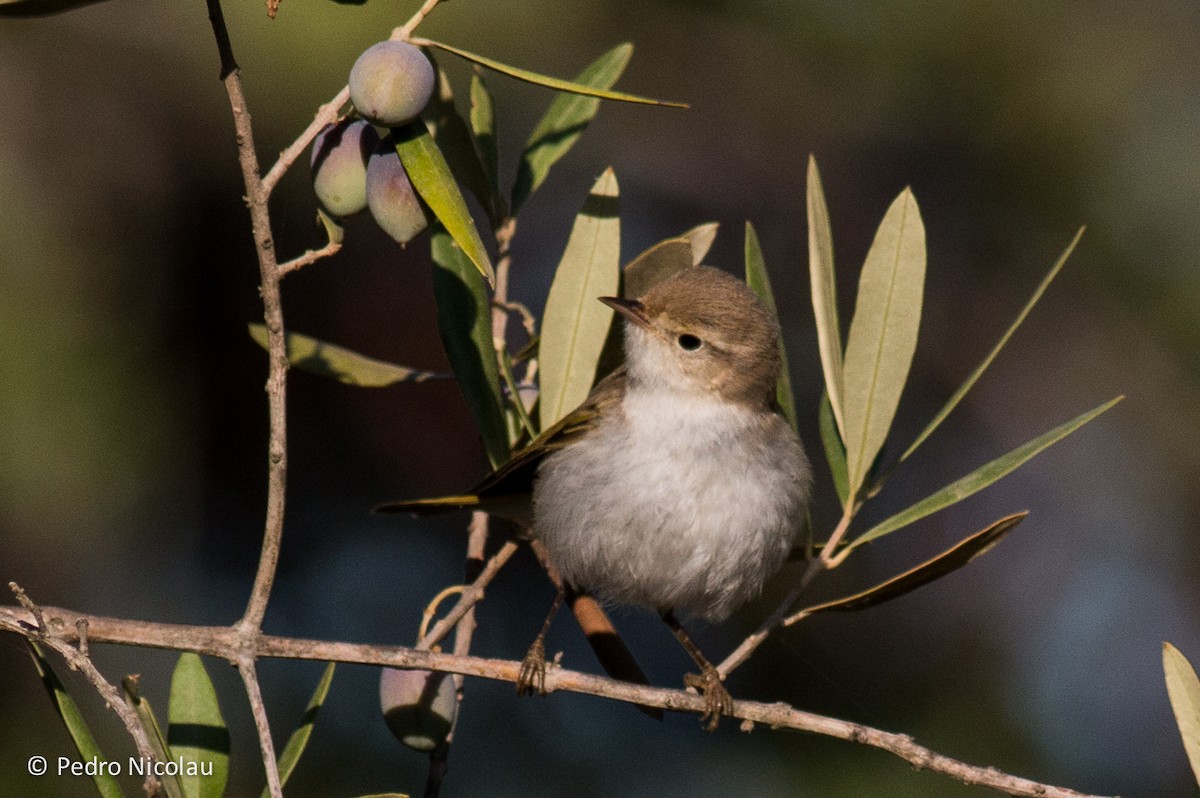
[533,386,810,622]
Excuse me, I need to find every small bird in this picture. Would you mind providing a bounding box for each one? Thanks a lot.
[381,265,811,728]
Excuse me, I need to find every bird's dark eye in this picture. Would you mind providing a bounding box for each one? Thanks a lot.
[677,334,703,351]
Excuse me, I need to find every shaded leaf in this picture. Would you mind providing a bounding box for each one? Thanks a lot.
[852,396,1123,548]
[538,168,621,429]
[469,69,500,210]
[392,121,494,284]
[899,227,1085,463]
[248,325,448,387]
[425,65,495,222]
[123,676,187,798]
[623,240,693,299]
[167,654,229,798]
[420,39,687,108]
[807,156,844,436]
[744,221,797,433]
[27,642,125,798]
[0,0,109,15]
[431,228,510,468]
[499,346,538,441]
[681,221,720,265]
[1164,642,1200,787]
[842,188,925,499]
[799,513,1025,617]
[513,44,634,212]
[264,662,336,797]
[819,392,849,506]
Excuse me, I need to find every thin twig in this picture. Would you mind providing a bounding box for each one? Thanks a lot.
[417,539,517,652]
[278,240,342,276]
[237,658,283,798]
[0,602,1113,798]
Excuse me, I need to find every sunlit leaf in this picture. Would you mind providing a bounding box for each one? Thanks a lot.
[248,325,448,387]
[264,663,336,797]
[798,513,1025,617]
[900,228,1085,463]
[418,39,687,108]
[391,121,493,284]
[425,65,495,221]
[499,347,538,441]
[819,393,849,505]
[807,156,844,437]
[167,654,229,798]
[123,676,186,798]
[851,396,1123,548]
[1164,642,1200,787]
[538,168,621,429]
[469,69,500,210]
[316,207,344,246]
[681,221,720,265]
[623,240,693,299]
[744,221,797,433]
[431,228,510,469]
[513,44,633,212]
[842,188,925,500]
[27,642,125,798]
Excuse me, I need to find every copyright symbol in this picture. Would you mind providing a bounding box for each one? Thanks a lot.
[27,755,47,775]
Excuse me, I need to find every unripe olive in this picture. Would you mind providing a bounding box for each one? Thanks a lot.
[349,41,435,127]
[310,119,378,217]
[380,667,457,752]
[366,137,429,244]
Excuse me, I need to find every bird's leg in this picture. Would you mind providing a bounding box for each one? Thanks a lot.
[663,611,734,731]
[516,588,564,696]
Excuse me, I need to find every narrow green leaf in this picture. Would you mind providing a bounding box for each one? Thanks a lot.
[167,654,229,798]
[122,676,186,798]
[425,65,495,221]
[852,396,1123,548]
[819,393,849,505]
[431,228,510,468]
[744,221,797,432]
[419,39,687,108]
[392,121,494,285]
[263,662,336,797]
[248,325,448,387]
[27,642,126,798]
[469,69,500,210]
[538,168,621,429]
[842,188,926,499]
[801,513,1025,616]
[499,347,538,441]
[899,227,1085,463]
[807,156,844,436]
[0,0,110,16]
[513,44,634,212]
[1164,642,1200,787]
[316,207,344,246]
[681,221,720,265]
[622,240,693,299]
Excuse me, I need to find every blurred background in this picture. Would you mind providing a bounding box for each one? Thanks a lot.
[2,1,1198,795]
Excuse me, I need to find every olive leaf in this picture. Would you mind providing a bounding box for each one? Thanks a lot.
[123,676,186,798]
[263,662,336,797]
[513,43,634,212]
[0,0,110,15]
[681,221,720,265]
[623,240,693,299]
[744,221,797,433]
[1164,642,1200,787]
[469,69,500,211]
[431,228,510,468]
[424,65,495,222]
[27,642,125,798]
[819,392,849,506]
[851,396,1123,548]
[167,653,229,798]
[539,168,621,429]
[391,120,494,285]
[807,156,844,436]
[841,188,925,501]
[248,325,448,387]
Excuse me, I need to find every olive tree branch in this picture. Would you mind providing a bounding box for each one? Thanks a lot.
[0,601,1113,798]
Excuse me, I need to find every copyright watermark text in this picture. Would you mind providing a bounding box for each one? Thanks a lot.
[27,755,215,778]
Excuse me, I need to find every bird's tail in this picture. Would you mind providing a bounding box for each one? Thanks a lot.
[374,495,482,515]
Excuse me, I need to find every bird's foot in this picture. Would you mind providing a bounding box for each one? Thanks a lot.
[516,637,548,696]
[684,665,733,731]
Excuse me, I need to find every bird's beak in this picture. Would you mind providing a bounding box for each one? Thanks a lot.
[599,296,652,330]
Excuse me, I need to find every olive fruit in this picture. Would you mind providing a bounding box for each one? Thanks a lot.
[380,667,457,752]
[366,137,429,244]
[349,41,435,127]
[310,119,378,217]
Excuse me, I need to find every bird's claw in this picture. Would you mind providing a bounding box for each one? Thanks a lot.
[516,638,548,696]
[684,667,733,731]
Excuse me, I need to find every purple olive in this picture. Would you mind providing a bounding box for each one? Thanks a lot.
[366,137,429,244]
[349,41,435,127]
[310,119,378,217]
[380,667,457,752]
